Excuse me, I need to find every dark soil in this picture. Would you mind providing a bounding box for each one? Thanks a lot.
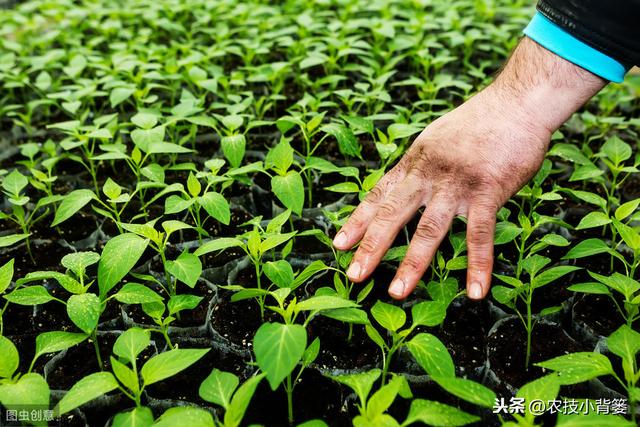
[247,369,350,426]
[487,317,589,395]
[572,294,625,340]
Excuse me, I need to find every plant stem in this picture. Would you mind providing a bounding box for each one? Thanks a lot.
[525,290,533,370]
[91,331,104,370]
[286,374,294,425]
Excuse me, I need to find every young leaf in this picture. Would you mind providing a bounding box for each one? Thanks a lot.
[0,373,50,412]
[113,327,151,365]
[52,189,96,226]
[221,134,246,168]
[535,352,613,385]
[328,369,381,407]
[61,251,100,278]
[141,348,209,386]
[112,407,154,427]
[113,283,163,304]
[55,372,119,415]
[253,322,307,390]
[406,333,455,378]
[168,294,203,315]
[0,336,19,379]
[34,331,88,361]
[223,373,265,427]
[194,237,243,257]
[152,407,214,427]
[98,233,149,297]
[264,260,295,288]
[166,251,202,288]
[411,301,446,327]
[199,369,239,409]
[295,296,357,312]
[321,123,361,159]
[272,171,304,215]
[403,399,479,427]
[66,293,101,334]
[4,285,56,305]
[199,191,231,225]
[371,301,406,332]
[562,238,611,260]
[432,377,496,408]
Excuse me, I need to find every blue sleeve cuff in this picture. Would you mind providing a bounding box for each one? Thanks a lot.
[523,12,627,83]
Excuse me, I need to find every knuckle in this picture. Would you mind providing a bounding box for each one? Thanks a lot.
[468,223,494,246]
[469,253,493,270]
[401,256,423,273]
[358,236,380,255]
[415,215,443,240]
[376,202,396,221]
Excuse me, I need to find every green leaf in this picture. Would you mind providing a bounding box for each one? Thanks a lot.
[56,372,119,415]
[0,336,19,378]
[615,199,640,221]
[264,260,295,288]
[613,220,640,252]
[265,138,294,173]
[4,285,55,305]
[110,87,135,108]
[533,265,581,288]
[403,399,479,427]
[563,189,607,210]
[199,191,231,225]
[0,233,29,248]
[98,233,149,297]
[166,251,202,288]
[535,352,613,385]
[494,222,522,245]
[607,325,640,382]
[194,237,244,257]
[0,373,49,412]
[322,307,370,324]
[321,123,361,159]
[152,407,214,427]
[516,375,560,420]
[432,377,496,408]
[272,171,305,215]
[411,301,446,327]
[2,169,28,195]
[113,283,163,304]
[576,211,612,230]
[328,369,380,406]
[366,375,404,417]
[131,111,159,129]
[199,369,239,409]
[548,143,590,165]
[291,260,328,289]
[371,301,405,332]
[600,136,632,164]
[224,373,265,427]
[563,238,611,260]
[112,407,154,427]
[52,189,95,226]
[387,123,422,141]
[406,333,455,378]
[221,134,246,168]
[295,295,357,312]
[259,231,297,254]
[568,282,610,295]
[66,293,101,334]
[113,327,151,365]
[131,126,165,153]
[34,331,87,360]
[325,182,360,193]
[141,348,209,386]
[168,294,203,315]
[253,322,307,390]
[61,251,100,278]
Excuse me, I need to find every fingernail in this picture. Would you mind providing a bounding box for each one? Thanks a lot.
[389,278,405,298]
[468,281,483,300]
[346,261,362,280]
[333,231,347,248]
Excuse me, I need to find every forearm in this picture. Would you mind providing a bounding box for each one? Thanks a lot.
[486,36,606,137]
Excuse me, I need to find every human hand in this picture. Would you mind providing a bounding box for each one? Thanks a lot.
[332,38,605,300]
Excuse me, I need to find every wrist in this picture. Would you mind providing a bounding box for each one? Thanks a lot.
[488,37,606,136]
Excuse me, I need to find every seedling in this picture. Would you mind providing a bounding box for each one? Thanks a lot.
[53,327,209,415]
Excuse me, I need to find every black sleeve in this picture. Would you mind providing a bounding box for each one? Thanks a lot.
[537,0,640,67]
